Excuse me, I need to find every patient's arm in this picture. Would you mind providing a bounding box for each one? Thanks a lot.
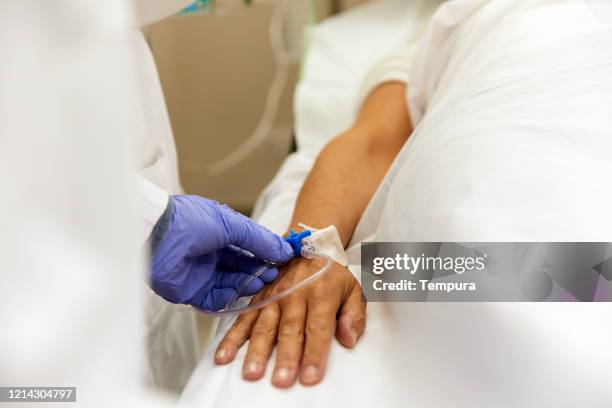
[291,81,413,244]
[215,82,413,387]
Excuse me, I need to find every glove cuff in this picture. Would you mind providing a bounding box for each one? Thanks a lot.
[149,196,174,254]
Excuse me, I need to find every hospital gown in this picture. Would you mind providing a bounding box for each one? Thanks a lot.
[180,0,612,406]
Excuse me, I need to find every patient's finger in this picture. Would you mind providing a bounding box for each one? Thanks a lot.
[242,303,280,381]
[336,283,366,349]
[299,292,341,386]
[215,309,259,365]
[271,297,307,388]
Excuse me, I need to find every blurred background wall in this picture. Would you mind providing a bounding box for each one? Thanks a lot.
[147,0,367,215]
[148,2,297,215]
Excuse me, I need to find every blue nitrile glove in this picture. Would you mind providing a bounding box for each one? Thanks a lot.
[150,195,295,312]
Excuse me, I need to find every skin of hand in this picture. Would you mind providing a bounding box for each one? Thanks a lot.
[215,82,413,387]
[215,256,364,387]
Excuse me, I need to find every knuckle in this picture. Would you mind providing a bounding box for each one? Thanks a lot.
[261,303,280,317]
[306,319,331,336]
[309,285,330,298]
[301,353,322,367]
[226,326,246,340]
[278,291,306,305]
[278,323,304,339]
[226,320,242,333]
[232,312,255,328]
[218,338,231,349]
[245,350,266,362]
[350,316,366,334]
[251,323,277,339]
[219,337,239,350]
[277,289,307,306]
[275,357,298,370]
[224,326,244,342]
[275,349,302,366]
[353,314,366,327]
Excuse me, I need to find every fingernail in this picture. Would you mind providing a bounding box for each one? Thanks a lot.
[301,366,318,384]
[273,367,290,381]
[243,361,260,376]
[215,348,227,360]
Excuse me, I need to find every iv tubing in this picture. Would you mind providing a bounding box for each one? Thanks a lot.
[199,252,333,316]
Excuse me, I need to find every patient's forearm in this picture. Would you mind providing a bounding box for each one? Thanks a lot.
[289,82,412,245]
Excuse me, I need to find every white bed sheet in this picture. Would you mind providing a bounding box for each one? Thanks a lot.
[180,0,612,406]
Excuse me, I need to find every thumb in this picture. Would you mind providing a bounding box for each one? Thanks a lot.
[221,206,294,263]
[336,283,367,349]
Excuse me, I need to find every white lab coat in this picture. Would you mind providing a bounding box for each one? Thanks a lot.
[126,0,201,394]
[0,0,196,405]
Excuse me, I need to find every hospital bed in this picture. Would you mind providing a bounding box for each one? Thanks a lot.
[179,2,437,406]
[179,0,612,406]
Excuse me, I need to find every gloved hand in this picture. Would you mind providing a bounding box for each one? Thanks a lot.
[150,195,294,311]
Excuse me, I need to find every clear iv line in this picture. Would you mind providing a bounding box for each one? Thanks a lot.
[199,247,332,316]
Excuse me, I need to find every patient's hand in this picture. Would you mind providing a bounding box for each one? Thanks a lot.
[214,257,366,387]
